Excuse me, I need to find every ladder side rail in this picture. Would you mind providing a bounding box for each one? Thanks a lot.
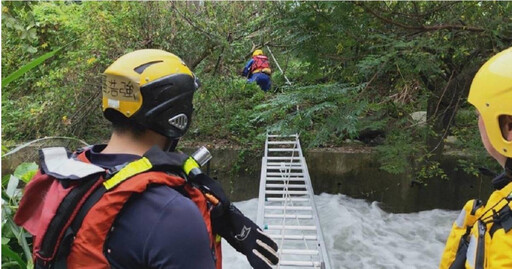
[295,134,304,158]
[257,134,270,227]
[264,133,269,158]
[301,156,331,269]
[257,156,268,227]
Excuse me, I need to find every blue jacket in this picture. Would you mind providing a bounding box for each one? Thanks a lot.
[242,59,254,78]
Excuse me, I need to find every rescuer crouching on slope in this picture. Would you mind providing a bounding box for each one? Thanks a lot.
[14,49,279,269]
[440,47,512,269]
[242,49,272,92]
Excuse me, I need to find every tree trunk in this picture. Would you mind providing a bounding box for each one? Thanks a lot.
[426,66,479,157]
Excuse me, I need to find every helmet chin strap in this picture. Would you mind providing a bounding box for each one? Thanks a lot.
[505,157,512,178]
[164,138,180,152]
[492,157,512,190]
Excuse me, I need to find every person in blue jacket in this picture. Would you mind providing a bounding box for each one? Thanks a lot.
[242,49,272,92]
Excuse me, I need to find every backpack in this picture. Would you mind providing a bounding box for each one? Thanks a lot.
[14,146,224,269]
[250,55,271,75]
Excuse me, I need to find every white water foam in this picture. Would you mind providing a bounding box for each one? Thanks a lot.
[222,193,458,269]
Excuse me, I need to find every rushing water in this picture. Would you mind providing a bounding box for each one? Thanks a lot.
[222,193,458,269]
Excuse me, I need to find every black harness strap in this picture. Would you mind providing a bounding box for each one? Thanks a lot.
[52,183,107,269]
[37,174,102,266]
[449,229,470,269]
[489,205,512,238]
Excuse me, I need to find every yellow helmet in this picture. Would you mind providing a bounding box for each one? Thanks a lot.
[468,47,512,157]
[103,49,199,139]
[252,49,263,57]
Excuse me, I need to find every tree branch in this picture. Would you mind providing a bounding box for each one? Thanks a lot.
[356,2,485,33]
[189,44,217,70]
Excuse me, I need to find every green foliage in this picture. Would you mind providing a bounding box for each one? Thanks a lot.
[3,1,510,181]
[251,83,371,147]
[2,45,64,87]
[191,75,269,148]
[2,162,37,269]
[13,162,38,183]
[451,107,502,175]
[377,130,421,175]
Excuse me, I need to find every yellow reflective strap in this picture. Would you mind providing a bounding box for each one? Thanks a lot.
[103,157,153,190]
[183,157,199,175]
[215,234,222,243]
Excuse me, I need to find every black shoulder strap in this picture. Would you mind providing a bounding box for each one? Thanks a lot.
[51,185,107,269]
[489,202,512,238]
[35,173,103,269]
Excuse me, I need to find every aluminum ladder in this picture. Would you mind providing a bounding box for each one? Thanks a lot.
[256,134,331,269]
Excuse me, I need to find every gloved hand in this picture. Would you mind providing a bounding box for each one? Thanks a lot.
[213,204,279,269]
[183,169,279,268]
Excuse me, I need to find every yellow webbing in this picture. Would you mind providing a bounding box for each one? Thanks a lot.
[183,157,199,176]
[103,157,153,190]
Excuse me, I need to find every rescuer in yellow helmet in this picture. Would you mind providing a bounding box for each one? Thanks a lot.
[440,47,512,269]
[14,49,279,269]
[242,49,272,91]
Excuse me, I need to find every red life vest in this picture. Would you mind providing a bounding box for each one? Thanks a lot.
[14,148,222,269]
[250,55,271,75]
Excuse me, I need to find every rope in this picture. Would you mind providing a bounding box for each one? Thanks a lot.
[266,46,292,86]
[2,136,90,158]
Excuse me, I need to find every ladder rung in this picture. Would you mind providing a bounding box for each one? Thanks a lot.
[267,166,303,169]
[267,141,297,144]
[267,225,317,231]
[267,160,301,162]
[268,134,297,138]
[267,169,303,173]
[265,206,312,211]
[266,197,309,202]
[265,214,312,219]
[279,260,323,266]
[267,163,302,168]
[281,249,319,255]
[267,157,301,160]
[268,148,299,152]
[266,183,306,188]
[266,177,305,181]
[265,190,308,195]
[267,172,304,176]
[269,234,317,240]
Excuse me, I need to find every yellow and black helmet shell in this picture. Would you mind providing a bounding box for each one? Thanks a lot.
[103,49,198,139]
